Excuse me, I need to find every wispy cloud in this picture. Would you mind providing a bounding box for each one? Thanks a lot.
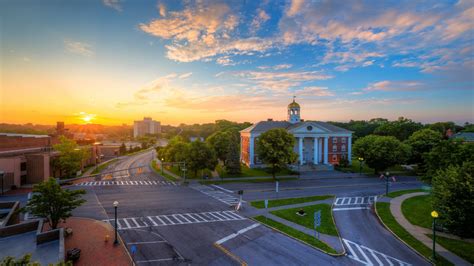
[64,40,94,57]
[103,0,122,11]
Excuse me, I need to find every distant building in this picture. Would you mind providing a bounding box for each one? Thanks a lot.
[240,98,353,168]
[450,132,474,143]
[133,117,161,138]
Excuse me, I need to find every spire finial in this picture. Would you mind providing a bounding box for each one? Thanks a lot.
[293,95,296,102]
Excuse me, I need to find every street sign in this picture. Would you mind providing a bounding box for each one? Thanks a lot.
[264,199,268,209]
[314,210,321,239]
[130,245,137,255]
[276,181,279,193]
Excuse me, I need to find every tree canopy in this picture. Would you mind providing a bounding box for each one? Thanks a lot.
[53,136,90,178]
[256,128,297,180]
[22,178,86,229]
[353,135,411,174]
[185,141,218,177]
[373,117,423,141]
[405,128,442,165]
[432,162,474,237]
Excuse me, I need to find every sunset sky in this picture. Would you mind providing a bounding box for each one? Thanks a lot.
[1,0,473,126]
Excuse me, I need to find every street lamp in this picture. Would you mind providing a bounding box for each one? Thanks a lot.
[358,157,364,175]
[161,158,164,175]
[431,210,439,261]
[0,170,4,196]
[384,172,390,196]
[113,201,119,245]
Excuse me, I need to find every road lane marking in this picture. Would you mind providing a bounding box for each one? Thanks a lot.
[343,239,412,266]
[334,196,377,206]
[211,184,234,193]
[332,207,371,211]
[215,223,260,245]
[126,241,167,245]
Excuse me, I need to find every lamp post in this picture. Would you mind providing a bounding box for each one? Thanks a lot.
[113,201,119,245]
[384,172,390,196]
[161,158,164,175]
[0,170,4,196]
[358,157,364,175]
[431,210,438,261]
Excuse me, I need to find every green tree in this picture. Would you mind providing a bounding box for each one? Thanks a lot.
[353,135,411,174]
[225,139,241,175]
[426,121,457,136]
[256,128,297,180]
[1,253,38,266]
[207,131,233,165]
[424,140,474,182]
[53,136,90,178]
[185,141,217,177]
[374,117,423,141]
[21,178,86,229]
[119,142,127,155]
[405,129,442,165]
[432,162,474,237]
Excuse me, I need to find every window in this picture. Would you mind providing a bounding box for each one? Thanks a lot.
[341,138,346,143]
[341,144,346,152]
[332,137,338,144]
[332,155,338,161]
[332,145,337,152]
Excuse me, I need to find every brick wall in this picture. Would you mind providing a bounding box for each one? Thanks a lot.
[328,137,349,165]
[0,135,51,151]
[241,136,250,165]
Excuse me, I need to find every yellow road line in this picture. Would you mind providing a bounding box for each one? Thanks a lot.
[213,243,247,266]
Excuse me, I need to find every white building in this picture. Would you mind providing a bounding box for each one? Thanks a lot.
[133,117,161,138]
[240,99,353,168]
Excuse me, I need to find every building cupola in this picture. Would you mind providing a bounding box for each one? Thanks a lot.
[288,96,301,124]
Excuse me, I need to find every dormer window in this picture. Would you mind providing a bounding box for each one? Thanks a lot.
[333,138,338,144]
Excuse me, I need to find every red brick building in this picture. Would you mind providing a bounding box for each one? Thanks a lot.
[240,99,353,169]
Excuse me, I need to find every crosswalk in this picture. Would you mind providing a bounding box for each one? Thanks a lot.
[76,180,178,187]
[334,196,377,206]
[343,239,412,266]
[192,185,243,206]
[106,211,246,230]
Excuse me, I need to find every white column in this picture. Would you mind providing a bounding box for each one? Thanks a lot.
[298,137,303,165]
[319,138,323,163]
[249,136,255,166]
[348,136,352,164]
[324,136,329,164]
[313,137,319,164]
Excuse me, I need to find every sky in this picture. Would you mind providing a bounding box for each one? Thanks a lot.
[0,0,473,126]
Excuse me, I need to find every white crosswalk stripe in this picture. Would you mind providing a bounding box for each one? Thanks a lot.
[106,211,245,230]
[76,180,178,187]
[191,185,243,206]
[334,196,377,206]
[343,239,412,266]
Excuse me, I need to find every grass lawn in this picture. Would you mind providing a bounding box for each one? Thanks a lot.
[402,195,432,229]
[254,216,337,254]
[270,204,338,237]
[150,161,179,181]
[199,177,297,185]
[337,158,417,176]
[167,165,212,179]
[217,164,297,178]
[91,159,118,175]
[427,234,474,264]
[386,189,425,198]
[375,202,452,265]
[251,195,333,209]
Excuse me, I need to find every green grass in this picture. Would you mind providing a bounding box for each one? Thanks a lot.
[251,195,333,209]
[402,195,433,229]
[199,177,297,185]
[427,234,474,264]
[150,161,179,181]
[216,164,297,178]
[386,189,426,198]
[376,202,452,265]
[254,216,337,254]
[91,159,118,175]
[270,204,338,236]
[167,165,212,179]
[337,158,416,176]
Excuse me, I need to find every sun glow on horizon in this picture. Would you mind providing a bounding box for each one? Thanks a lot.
[78,112,96,124]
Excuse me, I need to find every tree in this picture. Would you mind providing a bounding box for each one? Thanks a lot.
[426,121,457,136]
[185,141,217,177]
[256,128,297,180]
[374,117,423,141]
[119,142,127,155]
[53,136,90,178]
[2,254,38,266]
[424,140,474,182]
[432,162,474,237]
[405,129,442,165]
[207,131,234,165]
[353,135,411,174]
[21,178,86,229]
[225,140,241,175]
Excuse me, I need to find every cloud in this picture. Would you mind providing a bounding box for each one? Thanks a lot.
[64,40,94,57]
[103,0,122,11]
[178,72,192,79]
[158,2,166,17]
[361,80,424,93]
[258,64,293,70]
[250,9,270,34]
[286,0,305,17]
[297,86,334,97]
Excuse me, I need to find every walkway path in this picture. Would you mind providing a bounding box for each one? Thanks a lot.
[390,192,471,266]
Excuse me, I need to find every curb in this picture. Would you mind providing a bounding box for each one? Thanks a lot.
[373,195,433,265]
[213,243,247,266]
[250,217,344,257]
[330,197,347,256]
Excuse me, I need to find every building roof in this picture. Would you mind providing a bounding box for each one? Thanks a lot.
[0,133,49,138]
[451,132,474,142]
[288,99,300,108]
[240,120,351,134]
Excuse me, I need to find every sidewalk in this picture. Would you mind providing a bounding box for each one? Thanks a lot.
[46,217,132,266]
[390,192,471,266]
